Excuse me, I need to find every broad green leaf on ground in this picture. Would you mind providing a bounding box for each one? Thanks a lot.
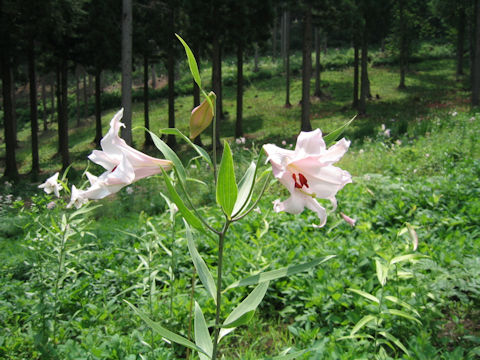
[185,222,216,303]
[216,141,237,217]
[225,255,336,291]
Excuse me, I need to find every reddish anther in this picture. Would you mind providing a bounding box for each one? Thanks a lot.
[292,173,309,189]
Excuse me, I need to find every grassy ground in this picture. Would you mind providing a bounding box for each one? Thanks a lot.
[1,46,479,359]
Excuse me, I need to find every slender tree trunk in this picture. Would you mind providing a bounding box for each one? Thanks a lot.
[41,76,47,131]
[301,4,312,131]
[28,40,39,178]
[151,63,156,89]
[57,59,70,170]
[50,74,55,124]
[75,65,81,126]
[212,35,222,147]
[83,67,88,117]
[353,35,360,109]
[314,27,322,98]
[88,73,93,98]
[472,0,480,105]
[398,0,407,89]
[1,43,19,179]
[272,10,278,59]
[359,22,368,114]
[144,54,153,147]
[456,5,466,77]
[121,0,133,145]
[167,39,177,148]
[10,68,17,147]
[284,10,291,108]
[94,69,102,146]
[281,10,286,69]
[235,44,244,138]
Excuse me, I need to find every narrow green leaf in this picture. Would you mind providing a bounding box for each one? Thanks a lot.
[351,315,377,336]
[218,281,269,342]
[225,255,336,291]
[194,302,213,360]
[221,310,255,328]
[384,295,420,317]
[323,115,356,146]
[175,34,201,88]
[384,308,422,325]
[232,161,256,217]
[216,141,237,217]
[378,331,410,356]
[375,258,388,287]
[159,128,212,167]
[162,170,204,233]
[185,222,217,304]
[148,130,186,185]
[390,253,426,265]
[337,333,375,341]
[347,288,380,304]
[125,300,208,356]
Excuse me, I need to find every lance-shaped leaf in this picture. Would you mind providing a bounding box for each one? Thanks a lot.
[185,221,217,304]
[378,332,410,356]
[232,161,256,217]
[323,115,356,146]
[384,308,422,325]
[351,315,377,336]
[225,255,335,291]
[125,300,208,356]
[190,92,215,140]
[216,141,237,218]
[218,281,269,343]
[162,169,204,233]
[194,302,213,360]
[159,127,212,167]
[390,253,426,265]
[375,258,388,287]
[348,288,380,304]
[176,34,202,89]
[149,130,186,186]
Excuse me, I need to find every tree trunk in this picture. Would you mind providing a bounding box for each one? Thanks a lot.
[121,0,133,145]
[57,59,70,170]
[456,5,465,77]
[284,10,291,108]
[94,69,102,146]
[313,27,322,98]
[272,10,278,59]
[167,38,177,148]
[281,10,286,69]
[301,4,312,131]
[83,67,88,117]
[353,35,360,109]
[235,44,244,138]
[144,54,153,147]
[398,0,407,89]
[41,76,47,131]
[1,43,19,180]
[75,65,81,126]
[254,44,259,72]
[10,68,17,147]
[212,35,222,147]
[50,74,55,124]
[28,40,39,178]
[151,63,156,89]
[472,0,480,105]
[359,22,368,114]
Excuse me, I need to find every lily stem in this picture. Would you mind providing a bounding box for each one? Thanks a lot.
[211,218,231,360]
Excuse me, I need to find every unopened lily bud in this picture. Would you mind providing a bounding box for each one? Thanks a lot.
[190,92,215,140]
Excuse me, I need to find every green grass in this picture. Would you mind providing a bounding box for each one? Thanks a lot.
[1,46,480,359]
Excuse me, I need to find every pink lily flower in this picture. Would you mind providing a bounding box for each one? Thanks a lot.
[264,129,352,227]
[88,108,172,182]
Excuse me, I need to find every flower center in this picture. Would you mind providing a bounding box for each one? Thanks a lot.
[292,173,309,189]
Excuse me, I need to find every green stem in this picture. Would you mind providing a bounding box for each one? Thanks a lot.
[52,225,68,343]
[212,104,218,186]
[374,287,385,353]
[186,267,196,360]
[170,215,176,318]
[211,218,231,360]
